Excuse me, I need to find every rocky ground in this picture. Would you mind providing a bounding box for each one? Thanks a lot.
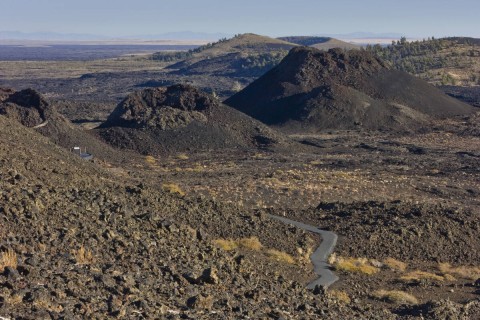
[2,109,479,319]
[0,116,359,319]
[1,47,479,319]
[116,114,480,318]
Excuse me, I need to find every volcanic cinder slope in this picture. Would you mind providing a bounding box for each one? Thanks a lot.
[3,113,479,319]
[0,114,326,319]
[0,87,123,161]
[96,84,289,154]
[225,47,474,133]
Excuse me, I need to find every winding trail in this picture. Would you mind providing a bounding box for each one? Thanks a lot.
[268,214,339,289]
[32,120,49,129]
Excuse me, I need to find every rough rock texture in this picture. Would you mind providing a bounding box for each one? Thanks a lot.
[0,87,131,162]
[281,201,480,265]
[0,116,406,319]
[0,88,15,101]
[104,85,215,129]
[398,299,480,319]
[226,47,474,133]
[0,88,52,127]
[97,84,291,154]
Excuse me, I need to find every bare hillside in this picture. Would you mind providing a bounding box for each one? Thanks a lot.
[279,36,360,50]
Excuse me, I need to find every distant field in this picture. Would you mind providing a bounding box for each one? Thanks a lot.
[0,44,200,61]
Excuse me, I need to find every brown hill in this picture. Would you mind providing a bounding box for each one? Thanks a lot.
[225,47,474,133]
[278,36,360,50]
[171,33,296,66]
[97,84,290,154]
[0,87,127,161]
[0,88,53,127]
[369,37,480,87]
[167,33,297,77]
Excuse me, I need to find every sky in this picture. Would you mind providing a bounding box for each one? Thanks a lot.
[0,0,479,39]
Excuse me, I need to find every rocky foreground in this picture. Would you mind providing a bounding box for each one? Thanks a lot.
[0,116,381,319]
[1,106,480,319]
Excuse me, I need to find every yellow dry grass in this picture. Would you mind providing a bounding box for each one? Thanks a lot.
[145,155,157,165]
[266,249,295,264]
[0,248,17,272]
[444,274,457,281]
[328,290,351,304]
[296,246,314,266]
[162,183,185,196]
[372,290,418,304]
[330,255,379,275]
[185,165,204,172]
[238,237,263,251]
[213,237,294,264]
[400,270,444,282]
[177,153,189,160]
[213,237,263,251]
[7,294,23,305]
[212,239,238,251]
[439,262,480,280]
[74,246,94,265]
[174,164,204,173]
[383,257,407,272]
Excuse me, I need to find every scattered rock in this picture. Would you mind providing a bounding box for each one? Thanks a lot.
[199,267,219,285]
[186,294,214,310]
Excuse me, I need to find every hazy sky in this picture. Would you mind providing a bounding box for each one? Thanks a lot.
[1,0,479,38]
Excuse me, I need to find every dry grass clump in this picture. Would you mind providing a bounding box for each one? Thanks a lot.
[213,237,295,264]
[329,255,379,275]
[384,257,407,272]
[212,239,238,251]
[400,270,444,282]
[212,237,263,251]
[328,290,351,304]
[238,237,263,251]
[145,155,157,165]
[439,262,480,280]
[296,246,314,266]
[444,274,457,281]
[177,153,189,160]
[175,164,204,173]
[74,246,94,265]
[0,248,18,272]
[7,294,23,305]
[266,249,295,264]
[162,183,185,196]
[372,290,418,305]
